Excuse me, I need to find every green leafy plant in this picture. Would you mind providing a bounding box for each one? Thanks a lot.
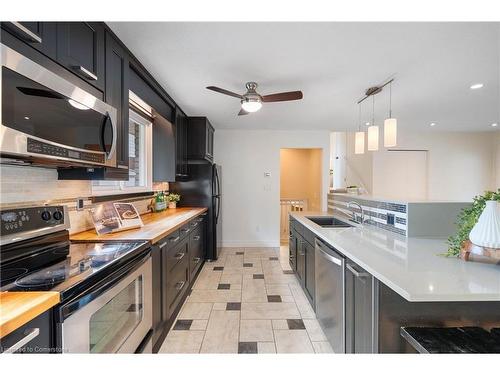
[445,189,500,257]
[167,193,181,203]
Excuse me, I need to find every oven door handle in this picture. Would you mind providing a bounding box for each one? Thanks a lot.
[61,249,150,320]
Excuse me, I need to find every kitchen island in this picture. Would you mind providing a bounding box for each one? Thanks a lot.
[289,211,500,353]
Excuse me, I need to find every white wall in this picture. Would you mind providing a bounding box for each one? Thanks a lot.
[214,130,330,247]
[337,130,499,201]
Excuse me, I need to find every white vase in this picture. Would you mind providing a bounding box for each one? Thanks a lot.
[469,200,500,249]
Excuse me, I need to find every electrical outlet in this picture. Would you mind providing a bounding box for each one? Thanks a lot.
[76,198,85,211]
[386,213,395,225]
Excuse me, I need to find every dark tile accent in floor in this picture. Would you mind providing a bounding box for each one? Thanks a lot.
[267,295,282,303]
[173,320,193,330]
[218,283,231,290]
[253,274,264,279]
[213,266,224,271]
[269,257,279,261]
[287,319,306,330]
[238,342,258,354]
[236,251,244,255]
[243,263,253,267]
[283,270,294,274]
[226,302,241,311]
[126,303,142,312]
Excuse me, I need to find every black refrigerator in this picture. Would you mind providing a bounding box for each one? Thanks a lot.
[170,162,221,260]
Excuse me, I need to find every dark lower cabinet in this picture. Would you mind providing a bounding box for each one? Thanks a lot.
[304,239,315,304]
[0,309,54,354]
[289,217,315,307]
[296,238,306,284]
[57,22,105,91]
[151,214,206,352]
[105,31,129,169]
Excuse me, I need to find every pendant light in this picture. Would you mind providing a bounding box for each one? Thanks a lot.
[367,95,379,151]
[384,80,397,147]
[354,103,365,154]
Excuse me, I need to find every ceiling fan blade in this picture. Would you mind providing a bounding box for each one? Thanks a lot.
[261,90,303,102]
[206,86,244,99]
[238,108,249,116]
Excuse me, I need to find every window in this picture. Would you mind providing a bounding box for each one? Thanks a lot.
[92,93,153,195]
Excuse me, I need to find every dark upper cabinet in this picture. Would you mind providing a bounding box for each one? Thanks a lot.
[2,22,57,59]
[175,107,189,178]
[153,112,176,182]
[105,31,129,169]
[57,22,105,91]
[187,117,214,162]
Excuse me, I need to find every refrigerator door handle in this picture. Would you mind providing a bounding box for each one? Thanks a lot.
[215,195,221,223]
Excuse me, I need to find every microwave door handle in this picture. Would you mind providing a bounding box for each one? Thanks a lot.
[101,113,117,161]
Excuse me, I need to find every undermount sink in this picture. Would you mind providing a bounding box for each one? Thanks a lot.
[306,216,353,228]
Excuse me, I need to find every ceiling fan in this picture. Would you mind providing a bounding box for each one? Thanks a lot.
[206,82,303,116]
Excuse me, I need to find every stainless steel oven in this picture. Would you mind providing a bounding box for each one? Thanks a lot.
[0,43,117,168]
[60,253,152,353]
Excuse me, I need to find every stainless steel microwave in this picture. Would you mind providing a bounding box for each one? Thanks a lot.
[0,43,117,168]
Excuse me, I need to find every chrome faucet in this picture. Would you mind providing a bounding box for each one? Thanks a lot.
[347,201,364,224]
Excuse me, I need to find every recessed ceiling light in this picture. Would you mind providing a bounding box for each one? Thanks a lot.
[492,123,498,127]
[430,122,436,127]
[365,122,370,126]
[470,83,484,90]
[24,116,30,120]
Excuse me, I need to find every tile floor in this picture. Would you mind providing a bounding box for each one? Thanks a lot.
[159,246,333,354]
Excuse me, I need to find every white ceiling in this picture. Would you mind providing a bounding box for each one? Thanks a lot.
[108,22,500,132]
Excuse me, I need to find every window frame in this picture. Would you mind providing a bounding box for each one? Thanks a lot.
[91,92,153,196]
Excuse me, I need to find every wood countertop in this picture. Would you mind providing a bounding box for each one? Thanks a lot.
[70,207,208,245]
[0,292,60,339]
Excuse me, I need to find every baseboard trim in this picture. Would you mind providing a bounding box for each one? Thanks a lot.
[219,241,280,248]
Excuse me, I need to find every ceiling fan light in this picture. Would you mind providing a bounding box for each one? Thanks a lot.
[241,100,262,113]
[367,125,379,151]
[384,118,397,147]
[355,131,365,154]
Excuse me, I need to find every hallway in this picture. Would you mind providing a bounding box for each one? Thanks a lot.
[159,247,332,353]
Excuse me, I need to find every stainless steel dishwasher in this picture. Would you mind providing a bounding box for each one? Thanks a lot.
[315,238,345,353]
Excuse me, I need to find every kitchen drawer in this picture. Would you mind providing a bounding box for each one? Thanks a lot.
[189,227,204,281]
[163,253,189,319]
[157,229,181,250]
[0,309,54,354]
[164,236,189,274]
[179,222,193,240]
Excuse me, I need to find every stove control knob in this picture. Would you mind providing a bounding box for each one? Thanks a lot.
[41,211,51,221]
[53,211,63,221]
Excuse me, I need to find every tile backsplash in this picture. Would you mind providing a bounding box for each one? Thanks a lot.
[1,165,166,234]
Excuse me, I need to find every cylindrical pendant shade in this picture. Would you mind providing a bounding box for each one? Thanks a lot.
[367,125,379,151]
[384,118,397,147]
[354,131,365,154]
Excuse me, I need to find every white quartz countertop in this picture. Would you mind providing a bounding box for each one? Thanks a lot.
[291,211,500,302]
[328,193,470,205]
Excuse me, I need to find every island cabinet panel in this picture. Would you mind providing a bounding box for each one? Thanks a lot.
[57,22,105,91]
[296,237,306,285]
[289,226,298,271]
[303,239,315,304]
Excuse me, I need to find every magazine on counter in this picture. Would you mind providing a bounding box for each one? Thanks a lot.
[90,202,143,235]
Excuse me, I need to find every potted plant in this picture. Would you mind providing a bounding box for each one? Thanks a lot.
[445,189,500,261]
[167,193,181,209]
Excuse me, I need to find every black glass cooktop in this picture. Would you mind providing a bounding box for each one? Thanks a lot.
[1,241,148,300]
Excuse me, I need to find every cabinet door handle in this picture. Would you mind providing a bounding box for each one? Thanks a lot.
[72,65,98,81]
[190,221,199,227]
[192,235,201,241]
[174,252,185,260]
[3,328,40,354]
[158,241,167,249]
[193,257,201,264]
[180,228,191,234]
[7,22,42,43]
[169,236,180,243]
[196,218,204,222]
[346,263,370,278]
[174,281,186,291]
